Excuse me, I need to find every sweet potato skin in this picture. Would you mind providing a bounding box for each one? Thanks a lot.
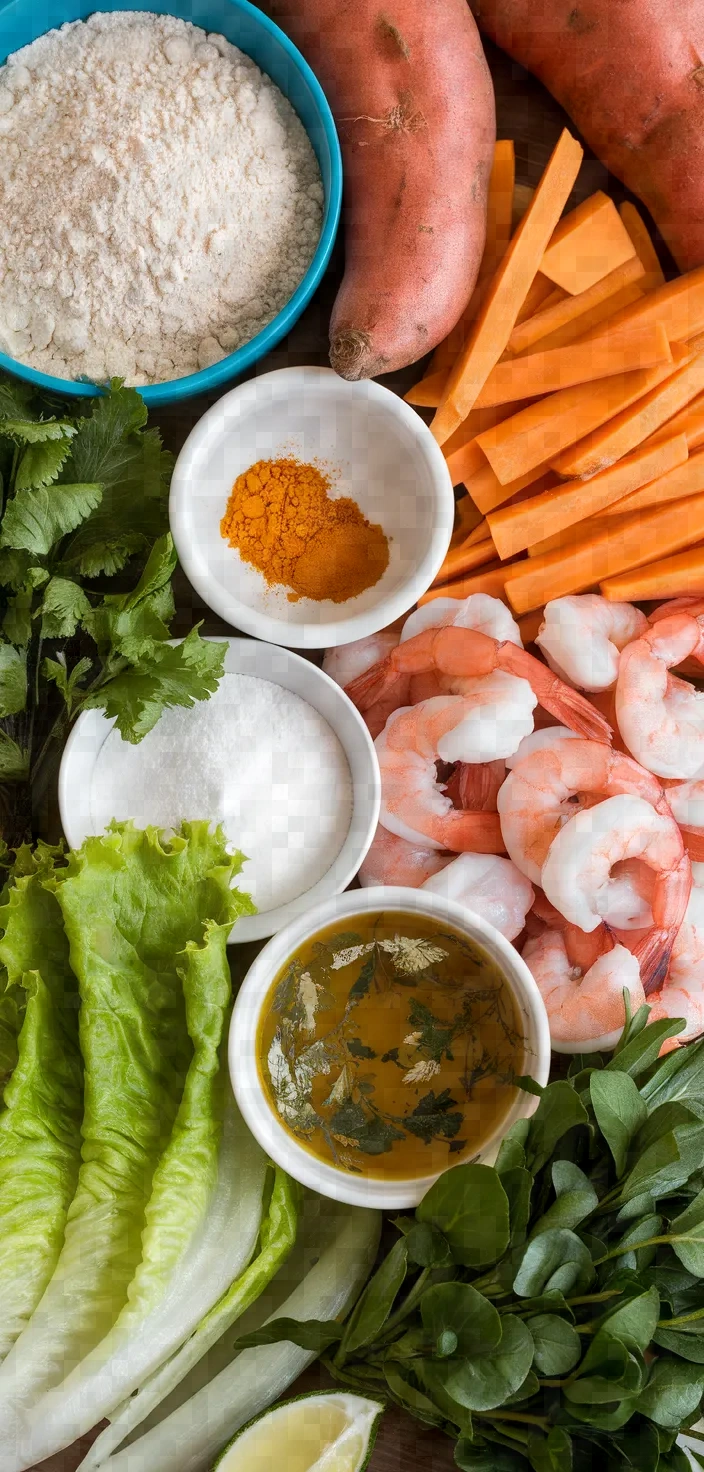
[265,0,496,378]
[471,0,704,272]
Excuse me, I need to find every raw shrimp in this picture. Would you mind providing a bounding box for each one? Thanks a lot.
[422,853,534,941]
[375,702,508,851]
[498,738,677,884]
[649,864,704,1041]
[522,929,644,1053]
[505,726,577,770]
[403,594,522,706]
[615,611,704,778]
[663,778,704,859]
[345,624,613,745]
[358,823,451,888]
[536,596,647,693]
[443,759,506,811]
[323,622,407,739]
[541,793,691,990]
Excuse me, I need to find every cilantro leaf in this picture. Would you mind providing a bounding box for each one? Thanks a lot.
[84,626,226,742]
[0,551,35,592]
[3,588,34,648]
[44,655,93,716]
[402,1090,464,1145]
[82,535,176,660]
[15,439,73,492]
[1,483,103,556]
[39,578,91,639]
[0,730,29,782]
[0,380,34,421]
[1,420,76,445]
[0,643,27,716]
[66,382,147,482]
[62,412,172,576]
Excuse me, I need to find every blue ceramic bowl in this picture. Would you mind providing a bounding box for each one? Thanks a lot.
[0,0,342,405]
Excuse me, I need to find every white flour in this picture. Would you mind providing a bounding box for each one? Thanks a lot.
[89,673,353,913]
[0,12,323,383]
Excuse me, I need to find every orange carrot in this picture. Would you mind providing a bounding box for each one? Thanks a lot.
[506,254,645,357]
[443,403,529,487]
[515,272,559,325]
[524,284,647,355]
[619,202,665,292]
[512,183,534,230]
[552,348,704,478]
[433,535,497,586]
[579,263,704,346]
[404,370,447,408]
[468,462,556,515]
[517,608,545,644]
[445,436,488,488]
[601,445,704,518]
[487,433,688,560]
[473,321,672,409]
[463,516,490,546]
[476,357,678,486]
[503,492,704,614]
[431,130,583,445]
[643,390,704,453]
[541,191,636,296]
[430,140,516,376]
[600,544,704,601]
[418,561,520,605]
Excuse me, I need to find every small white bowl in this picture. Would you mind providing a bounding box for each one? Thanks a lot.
[230,886,552,1209]
[58,638,380,943]
[169,366,454,649]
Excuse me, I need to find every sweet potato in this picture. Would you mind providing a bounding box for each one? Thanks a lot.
[267,0,496,378]
[470,1,704,272]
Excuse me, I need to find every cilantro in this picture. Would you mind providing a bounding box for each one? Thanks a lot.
[39,579,91,639]
[0,645,27,717]
[401,1090,464,1145]
[84,624,226,743]
[347,1038,377,1060]
[1,483,103,556]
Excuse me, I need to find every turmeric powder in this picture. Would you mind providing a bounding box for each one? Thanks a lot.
[220,457,389,603]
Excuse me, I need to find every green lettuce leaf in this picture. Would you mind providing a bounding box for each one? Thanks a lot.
[0,850,83,1360]
[0,822,252,1417]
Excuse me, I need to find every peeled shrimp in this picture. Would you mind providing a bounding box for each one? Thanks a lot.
[401,593,523,648]
[358,823,451,888]
[498,738,677,884]
[422,853,534,941]
[505,725,577,770]
[345,624,613,747]
[323,622,407,739]
[616,611,704,778]
[649,864,704,1041]
[541,793,691,990]
[522,928,644,1053]
[536,596,647,693]
[375,701,507,851]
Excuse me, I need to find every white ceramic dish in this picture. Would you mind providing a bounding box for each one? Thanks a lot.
[58,638,380,943]
[229,886,552,1209]
[169,366,455,649]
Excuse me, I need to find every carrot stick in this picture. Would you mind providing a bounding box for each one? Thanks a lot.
[451,496,485,546]
[643,390,704,453]
[504,491,704,614]
[418,561,520,606]
[600,545,704,601]
[473,321,672,409]
[432,535,497,586]
[404,370,447,408]
[506,254,646,357]
[476,357,679,486]
[552,348,704,479]
[468,463,556,515]
[515,272,559,325]
[512,183,534,230]
[463,516,490,546]
[541,192,636,296]
[517,608,545,644]
[430,140,516,376]
[431,130,583,445]
[601,445,704,518]
[619,202,665,291]
[525,284,647,355]
[444,404,530,487]
[445,436,488,488]
[578,263,704,346]
[487,433,688,560]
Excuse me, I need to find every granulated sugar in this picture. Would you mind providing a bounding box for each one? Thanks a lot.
[89,673,353,912]
[0,12,323,383]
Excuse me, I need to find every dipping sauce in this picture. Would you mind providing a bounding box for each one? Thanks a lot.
[257,910,525,1179]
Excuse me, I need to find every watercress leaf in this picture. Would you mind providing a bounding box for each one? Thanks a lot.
[635,1358,704,1427]
[341,1237,408,1356]
[629,1102,699,1163]
[611,1214,663,1274]
[597,1286,660,1354]
[660,1448,697,1472]
[15,437,73,491]
[563,1398,636,1431]
[619,1125,703,1204]
[528,1314,582,1375]
[604,1419,661,1472]
[233,1317,343,1352]
[414,1359,473,1432]
[83,627,226,744]
[513,1229,594,1298]
[605,1019,685,1079]
[495,1122,529,1175]
[405,1221,453,1268]
[1,483,103,556]
[667,1188,704,1276]
[455,1442,528,1472]
[516,1075,544,1098]
[502,1166,533,1246]
[526,1428,573,1472]
[591,1072,647,1177]
[421,1281,502,1357]
[39,578,91,639]
[617,1191,656,1224]
[1,419,75,444]
[383,1362,447,1429]
[524,1082,589,1173]
[0,643,27,716]
[506,1368,540,1404]
[518,1291,574,1321]
[653,1327,704,1362]
[445,1315,534,1412]
[530,1164,598,1237]
[417,1164,511,1268]
[0,730,29,782]
[564,1340,642,1404]
[640,1037,704,1112]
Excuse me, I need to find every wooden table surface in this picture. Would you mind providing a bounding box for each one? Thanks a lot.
[41,32,671,1472]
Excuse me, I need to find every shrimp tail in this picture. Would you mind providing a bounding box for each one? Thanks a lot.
[634,929,676,995]
[498,645,613,743]
[345,657,396,711]
[445,760,504,812]
[682,827,704,861]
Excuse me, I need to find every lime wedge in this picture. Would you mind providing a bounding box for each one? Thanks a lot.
[214,1389,384,1472]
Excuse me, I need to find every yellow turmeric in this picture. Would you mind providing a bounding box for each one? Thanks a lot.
[220,457,389,603]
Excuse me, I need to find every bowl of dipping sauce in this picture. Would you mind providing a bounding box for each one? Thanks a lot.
[169,366,455,649]
[58,637,380,942]
[229,886,551,1208]
[0,2,341,406]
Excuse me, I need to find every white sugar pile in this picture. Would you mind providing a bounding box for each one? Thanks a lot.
[89,673,353,913]
[0,11,323,384]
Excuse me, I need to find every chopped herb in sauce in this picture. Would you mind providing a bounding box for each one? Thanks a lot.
[257,910,527,1179]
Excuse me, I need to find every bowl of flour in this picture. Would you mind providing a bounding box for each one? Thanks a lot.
[0,3,341,405]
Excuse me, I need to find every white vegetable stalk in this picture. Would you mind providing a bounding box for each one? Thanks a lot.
[84,1201,381,1472]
